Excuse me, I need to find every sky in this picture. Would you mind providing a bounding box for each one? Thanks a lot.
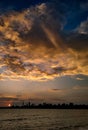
[0,0,88,106]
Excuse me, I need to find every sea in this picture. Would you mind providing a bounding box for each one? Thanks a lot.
[0,109,88,130]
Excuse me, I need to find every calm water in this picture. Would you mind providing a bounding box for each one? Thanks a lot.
[0,109,88,130]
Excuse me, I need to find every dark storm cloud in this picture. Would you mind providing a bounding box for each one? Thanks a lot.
[0,97,19,101]
[66,33,88,51]
[0,1,88,81]
[0,17,5,26]
[51,89,61,92]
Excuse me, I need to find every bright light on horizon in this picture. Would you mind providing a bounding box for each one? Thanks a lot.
[8,104,11,107]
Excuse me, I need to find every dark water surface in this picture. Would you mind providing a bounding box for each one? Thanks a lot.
[0,109,88,130]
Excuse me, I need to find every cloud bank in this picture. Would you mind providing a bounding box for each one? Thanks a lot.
[0,3,88,81]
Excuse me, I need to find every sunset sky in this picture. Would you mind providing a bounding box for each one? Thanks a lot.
[0,0,88,106]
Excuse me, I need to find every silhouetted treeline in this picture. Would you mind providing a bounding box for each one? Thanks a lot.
[0,102,88,109]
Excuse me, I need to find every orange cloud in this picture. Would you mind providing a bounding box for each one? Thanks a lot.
[0,3,88,81]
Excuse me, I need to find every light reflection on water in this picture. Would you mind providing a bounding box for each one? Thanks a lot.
[0,109,88,130]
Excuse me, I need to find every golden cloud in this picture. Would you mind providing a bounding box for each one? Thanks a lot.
[0,3,88,81]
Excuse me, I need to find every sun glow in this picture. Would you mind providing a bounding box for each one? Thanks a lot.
[8,104,11,107]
